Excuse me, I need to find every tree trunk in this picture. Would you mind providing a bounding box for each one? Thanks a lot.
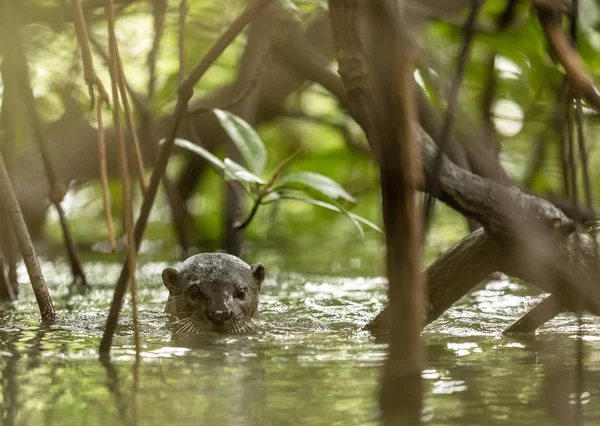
[328,0,425,423]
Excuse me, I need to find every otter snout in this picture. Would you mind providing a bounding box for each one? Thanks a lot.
[205,310,232,325]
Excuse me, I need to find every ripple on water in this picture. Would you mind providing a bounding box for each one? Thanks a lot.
[3,261,600,425]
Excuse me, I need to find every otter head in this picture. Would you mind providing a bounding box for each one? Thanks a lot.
[162,253,265,334]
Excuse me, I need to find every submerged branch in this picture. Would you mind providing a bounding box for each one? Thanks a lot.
[0,154,55,323]
[367,129,600,335]
[104,0,140,357]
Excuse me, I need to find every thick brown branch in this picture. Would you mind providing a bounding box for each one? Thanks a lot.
[367,130,600,335]
[328,0,425,422]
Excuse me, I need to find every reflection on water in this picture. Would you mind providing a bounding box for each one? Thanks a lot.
[1,263,600,425]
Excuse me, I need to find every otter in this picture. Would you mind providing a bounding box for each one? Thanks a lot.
[161,253,265,334]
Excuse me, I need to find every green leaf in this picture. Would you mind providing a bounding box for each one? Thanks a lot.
[169,138,225,171]
[278,193,382,234]
[214,109,267,175]
[336,200,364,238]
[261,191,282,204]
[272,172,356,204]
[223,158,265,184]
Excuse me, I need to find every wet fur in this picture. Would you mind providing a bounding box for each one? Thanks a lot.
[162,253,265,334]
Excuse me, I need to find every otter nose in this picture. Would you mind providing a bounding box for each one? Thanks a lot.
[205,310,232,325]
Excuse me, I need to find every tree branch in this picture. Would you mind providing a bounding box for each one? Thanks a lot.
[99,0,276,356]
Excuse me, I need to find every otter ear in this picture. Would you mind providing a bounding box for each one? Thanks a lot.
[251,262,265,291]
[162,268,179,293]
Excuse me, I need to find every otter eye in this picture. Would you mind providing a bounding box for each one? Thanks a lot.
[234,288,246,299]
[188,286,202,302]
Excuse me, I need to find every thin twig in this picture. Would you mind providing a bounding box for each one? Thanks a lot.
[22,83,90,287]
[97,100,117,252]
[99,0,275,355]
[0,154,55,323]
[0,61,17,160]
[283,111,371,156]
[0,46,19,301]
[116,53,147,193]
[523,87,565,187]
[480,0,518,152]
[88,36,148,115]
[423,0,482,229]
[234,198,261,229]
[565,99,578,201]
[179,0,187,83]
[54,202,90,286]
[262,149,301,192]
[87,33,148,194]
[187,77,261,116]
[147,0,167,100]
[104,0,140,356]
[576,96,593,206]
[156,0,197,255]
[235,149,300,229]
[71,0,110,106]
[9,8,89,287]
[187,20,276,117]
[167,0,196,253]
[481,56,498,146]
[569,2,585,424]
[556,84,571,196]
[570,0,593,207]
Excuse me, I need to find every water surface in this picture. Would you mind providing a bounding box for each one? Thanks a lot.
[1,256,600,425]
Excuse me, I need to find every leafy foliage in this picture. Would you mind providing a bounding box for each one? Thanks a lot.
[213,109,267,176]
[13,0,600,254]
[170,110,381,235]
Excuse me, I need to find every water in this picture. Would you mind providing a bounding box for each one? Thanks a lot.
[1,257,600,425]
